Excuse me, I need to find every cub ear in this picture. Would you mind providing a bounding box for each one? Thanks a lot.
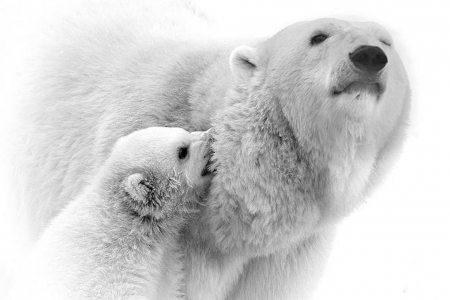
[124,173,154,205]
[123,172,181,217]
[229,46,262,86]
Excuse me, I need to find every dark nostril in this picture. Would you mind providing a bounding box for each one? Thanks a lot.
[349,45,388,73]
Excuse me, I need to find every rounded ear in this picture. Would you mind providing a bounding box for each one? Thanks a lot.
[229,46,262,86]
[124,173,152,204]
[123,171,181,216]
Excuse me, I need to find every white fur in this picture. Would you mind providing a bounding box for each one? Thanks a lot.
[9,127,212,300]
[8,1,410,299]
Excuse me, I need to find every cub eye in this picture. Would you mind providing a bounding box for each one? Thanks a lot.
[178,147,189,160]
[310,33,329,45]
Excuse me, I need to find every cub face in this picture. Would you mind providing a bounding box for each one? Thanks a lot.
[104,127,213,221]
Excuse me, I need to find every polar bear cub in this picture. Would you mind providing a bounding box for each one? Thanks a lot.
[10,127,213,300]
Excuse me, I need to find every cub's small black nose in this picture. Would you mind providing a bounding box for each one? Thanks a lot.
[349,45,388,73]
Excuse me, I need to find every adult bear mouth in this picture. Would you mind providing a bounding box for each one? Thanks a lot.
[331,64,387,99]
[332,81,383,97]
[331,76,386,100]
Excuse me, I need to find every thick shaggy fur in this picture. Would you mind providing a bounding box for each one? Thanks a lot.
[10,0,410,299]
[10,127,212,299]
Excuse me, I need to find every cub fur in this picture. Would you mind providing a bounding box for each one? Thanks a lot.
[10,127,213,300]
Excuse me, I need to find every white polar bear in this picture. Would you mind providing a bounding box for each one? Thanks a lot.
[9,127,213,300]
[9,0,410,299]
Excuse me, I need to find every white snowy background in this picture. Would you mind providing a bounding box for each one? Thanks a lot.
[0,0,449,299]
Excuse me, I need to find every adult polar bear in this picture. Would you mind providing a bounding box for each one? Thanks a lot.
[12,0,410,299]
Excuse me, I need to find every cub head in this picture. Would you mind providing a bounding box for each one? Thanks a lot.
[103,127,213,221]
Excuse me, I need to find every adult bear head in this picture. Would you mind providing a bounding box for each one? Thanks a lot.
[207,18,410,256]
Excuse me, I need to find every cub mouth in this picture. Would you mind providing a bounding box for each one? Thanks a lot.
[201,157,215,177]
[200,141,217,177]
[193,129,217,177]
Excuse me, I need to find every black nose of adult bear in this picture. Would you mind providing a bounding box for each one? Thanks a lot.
[349,46,388,73]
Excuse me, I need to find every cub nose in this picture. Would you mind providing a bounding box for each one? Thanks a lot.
[349,45,388,73]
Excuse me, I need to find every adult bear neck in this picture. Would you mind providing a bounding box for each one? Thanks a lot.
[202,88,328,256]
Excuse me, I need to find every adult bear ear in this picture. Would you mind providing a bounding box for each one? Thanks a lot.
[230,46,264,87]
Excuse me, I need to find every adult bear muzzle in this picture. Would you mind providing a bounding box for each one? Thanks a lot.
[349,45,388,73]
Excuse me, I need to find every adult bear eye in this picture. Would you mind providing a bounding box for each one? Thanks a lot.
[310,33,329,45]
[380,39,391,46]
[178,147,189,160]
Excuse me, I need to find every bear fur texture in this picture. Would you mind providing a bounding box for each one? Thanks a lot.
[10,0,410,299]
[10,127,213,300]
